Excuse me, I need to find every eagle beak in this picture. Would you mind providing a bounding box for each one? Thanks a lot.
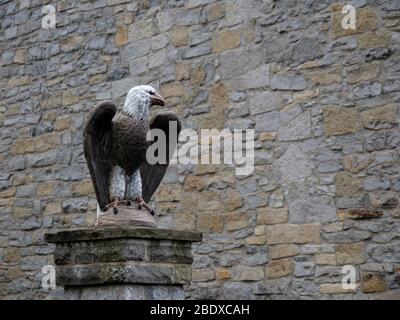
[150,93,165,107]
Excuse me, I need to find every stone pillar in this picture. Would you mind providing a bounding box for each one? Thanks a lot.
[45,227,202,300]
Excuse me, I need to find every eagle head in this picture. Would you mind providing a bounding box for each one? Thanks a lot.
[123,85,165,120]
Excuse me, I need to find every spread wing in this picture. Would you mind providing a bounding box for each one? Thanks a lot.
[83,101,116,211]
[140,111,181,202]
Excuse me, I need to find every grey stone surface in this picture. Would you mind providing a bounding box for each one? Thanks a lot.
[57,261,192,286]
[46,227,202,243]
[65,284,184,300]
[271,74,306,91]
[277,145,314,182]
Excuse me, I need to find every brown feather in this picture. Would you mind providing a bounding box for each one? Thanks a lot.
[83,101,116,211]
[140,111,182,202]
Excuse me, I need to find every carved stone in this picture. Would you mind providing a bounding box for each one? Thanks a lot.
[96,206,157,228]
[45,227,202,300]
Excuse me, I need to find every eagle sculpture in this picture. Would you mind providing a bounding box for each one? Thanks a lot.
[83,85,181,216]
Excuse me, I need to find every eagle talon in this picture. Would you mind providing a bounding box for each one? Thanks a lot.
[135,197,155,215]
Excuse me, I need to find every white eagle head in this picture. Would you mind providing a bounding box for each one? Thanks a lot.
[122,85,165,120]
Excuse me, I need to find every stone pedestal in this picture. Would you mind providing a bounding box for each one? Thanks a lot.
[45,227,202,300]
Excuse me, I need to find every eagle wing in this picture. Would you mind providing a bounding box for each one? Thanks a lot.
[140,111,182,202]
[83,101,116,211]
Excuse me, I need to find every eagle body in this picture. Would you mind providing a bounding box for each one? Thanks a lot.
[110,113,148,176]
[83,85,181,215]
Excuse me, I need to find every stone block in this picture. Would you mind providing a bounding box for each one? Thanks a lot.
[335,242,365,265]
[212,29,241,53]
[335,172,363,198]
[361,104,398,130]
[271,74,306,91]
[257,207,288,225]
[358,30,391,49]
[265,224,321,244]
[46,227,201,300]
[320,283,356,294]
[269,244,299,260]
[115,26,128,47]
[265,258,294,279]
[347,62,380,84]
[323,107,361,137]
[361,273,386,293]
[208,2,225,21]
[307,66,342,85]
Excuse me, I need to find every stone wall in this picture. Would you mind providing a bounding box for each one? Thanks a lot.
[0,0,399,299]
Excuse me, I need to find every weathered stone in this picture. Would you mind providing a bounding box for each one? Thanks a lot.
[279,110,311,141]
[208,2,225,22]
[257,207,288,225]
[169,27,188,47]
[156,11,175,32]
[361,273,386,293]
[271,74,306,91]
[323,230,371,243]
[343,154,373,174]
[289,196,337,224]
[46,227,201,243]
[338,209,383,220]
[361,104,398,130]
[316,253,337,265]
[323,107,361,137]
[233,265,264,281]
[254,111,280,132]
[62,90,79,106]
[277,145,313,182]
[307,66,342,85]
[222,190,243,211]
[335,172,363,198]
[319,283,356,294]
[265,224,321,244]
[347,62,380,84]
[212,29,241,53]
[183,42,211,59]
[192,269,215,282]
[115,26,128,47]
[129,19,155,41]
[255,277,291,295]
[215,268,231,280]
[161,82,186,98]
[269,189,284,208]
[270,244,299,260]
[218,46,263,80]
[294,262,315,277]
[358,30,391,49]
[197,213,224,233]
[353,82,382,99]
[265,258,294,279]
[245,236,266,245]
[223,282,255,300]
[176,63,190,81]
[336,242,365,265]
